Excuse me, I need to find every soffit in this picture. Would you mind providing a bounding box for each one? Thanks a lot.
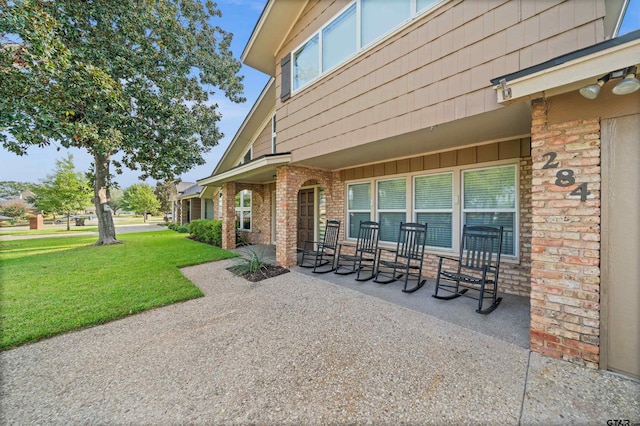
[241,0,308,76]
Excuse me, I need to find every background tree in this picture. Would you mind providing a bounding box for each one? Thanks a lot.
[0,181,33,198]
[154,181,174,220]
[1,0,244,245]
[0,200,28,220]
[122,183,160,223]
[107,188,124,216]
[30,153,93,230]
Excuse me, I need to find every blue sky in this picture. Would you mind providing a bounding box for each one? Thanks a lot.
[1,0,639,188]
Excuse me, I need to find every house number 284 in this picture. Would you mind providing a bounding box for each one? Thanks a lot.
[542,152,590,202]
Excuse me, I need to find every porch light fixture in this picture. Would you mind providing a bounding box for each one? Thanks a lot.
[612,66,640,95]
[579,66,640,99]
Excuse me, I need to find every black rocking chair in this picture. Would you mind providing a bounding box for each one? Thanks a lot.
[299,220,341,273]
[432,225,504,314]
[334,221,380,281]
[374,222,428,293]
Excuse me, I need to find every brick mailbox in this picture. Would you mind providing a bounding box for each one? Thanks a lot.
[29,214,44,230]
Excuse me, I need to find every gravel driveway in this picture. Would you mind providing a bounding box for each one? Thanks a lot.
[1,259,638,424]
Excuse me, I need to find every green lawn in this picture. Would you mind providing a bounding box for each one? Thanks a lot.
[0,226,100,236]
[0,231,236,349]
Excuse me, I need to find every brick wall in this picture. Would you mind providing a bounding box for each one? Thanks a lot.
[529,99,601,369]
[276,165,338,266]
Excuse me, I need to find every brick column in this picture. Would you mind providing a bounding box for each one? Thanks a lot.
[221,182,237,250]
[530,99,601,369]
[275,166,298,267]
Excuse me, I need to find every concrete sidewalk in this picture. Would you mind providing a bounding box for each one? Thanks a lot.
[1,259,638,424]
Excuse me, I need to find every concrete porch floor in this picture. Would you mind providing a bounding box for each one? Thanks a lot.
[232,244,530,349]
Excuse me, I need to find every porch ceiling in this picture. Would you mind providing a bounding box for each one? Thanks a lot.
[292,102,531,171]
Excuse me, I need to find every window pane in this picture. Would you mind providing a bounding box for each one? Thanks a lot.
[417,0,439,12]
[235,193,241,208]
[379,212,405,242]
[243,150,251,163]
[242,211,251,230]
[463,166,516,209]
[235,211,241,228]
[416,212,452,248]
[348,183,371,210]
[242,190,251,208]
[378,179,406,209]
[415,173,452,209]
[465,212,515,256]
[293,35,319,90]
[362,0,411,46]
[322,4,357,71]
[349,212,371,238]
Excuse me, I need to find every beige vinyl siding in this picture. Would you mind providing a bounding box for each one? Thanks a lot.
[251,121,273,158]
[274,0,605,161]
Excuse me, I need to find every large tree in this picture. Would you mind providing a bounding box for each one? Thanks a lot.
[0,0,244,244]
[154,181,173,220]
[30,153,93,230]
[122,183,160,222]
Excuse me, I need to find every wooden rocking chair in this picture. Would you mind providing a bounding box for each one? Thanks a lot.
[432,225,504,314]
[374,222,428,293]
[299,220,341,273]
[334,221,380,281]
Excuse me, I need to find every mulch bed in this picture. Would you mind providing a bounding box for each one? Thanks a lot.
[228,264,290,282]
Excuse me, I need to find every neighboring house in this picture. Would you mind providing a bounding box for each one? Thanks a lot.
[198,0,639,378]
[173,183,216,225]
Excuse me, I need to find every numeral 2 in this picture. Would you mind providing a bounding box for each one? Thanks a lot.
[542,152,559,169]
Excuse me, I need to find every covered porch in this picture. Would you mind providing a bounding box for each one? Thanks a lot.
[232,244,530,348]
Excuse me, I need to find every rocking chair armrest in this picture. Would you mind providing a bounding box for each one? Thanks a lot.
[436,254,459,263]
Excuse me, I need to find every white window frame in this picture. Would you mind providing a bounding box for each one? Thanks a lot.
[271,114,277,154]
[376,177,408,243]
[461,164,518,256]
[290,0,447,94]
[344,160,519,258]
[235,190,252,231]
[346,182,372,239]
[413,171,454,249]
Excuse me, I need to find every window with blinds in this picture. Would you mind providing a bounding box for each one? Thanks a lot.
[347,182,371,238]
[414,172,453,248]
[377,178,406,242]
[462,165,516,255]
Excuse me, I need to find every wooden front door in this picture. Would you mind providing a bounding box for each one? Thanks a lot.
[297,189,315,249]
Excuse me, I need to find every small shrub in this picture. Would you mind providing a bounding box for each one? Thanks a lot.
[188,219,222,247]
[167,222,177,231]
[230,246,270,275]
[177,225,189,233]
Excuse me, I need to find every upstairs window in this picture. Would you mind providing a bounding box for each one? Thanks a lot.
[361,0,410,47]
[289,0,446,93]
[271,114,277,153]
[322,3,357,71]
[293,35,319,90]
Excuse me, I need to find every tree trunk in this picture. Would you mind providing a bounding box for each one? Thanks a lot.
[93,152,121,245]
[143,210,147,223]
[66,213,70,231]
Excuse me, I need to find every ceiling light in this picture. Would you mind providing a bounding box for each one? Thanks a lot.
[612,66,640,95]
[579,80,605,99]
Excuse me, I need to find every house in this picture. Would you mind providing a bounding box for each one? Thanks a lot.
[170,182,216,225]
[198,0,639,378]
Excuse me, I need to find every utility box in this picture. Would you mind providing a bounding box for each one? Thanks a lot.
[29,214,44,230]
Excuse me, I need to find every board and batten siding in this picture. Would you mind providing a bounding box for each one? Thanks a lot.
[274,0,605,162]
